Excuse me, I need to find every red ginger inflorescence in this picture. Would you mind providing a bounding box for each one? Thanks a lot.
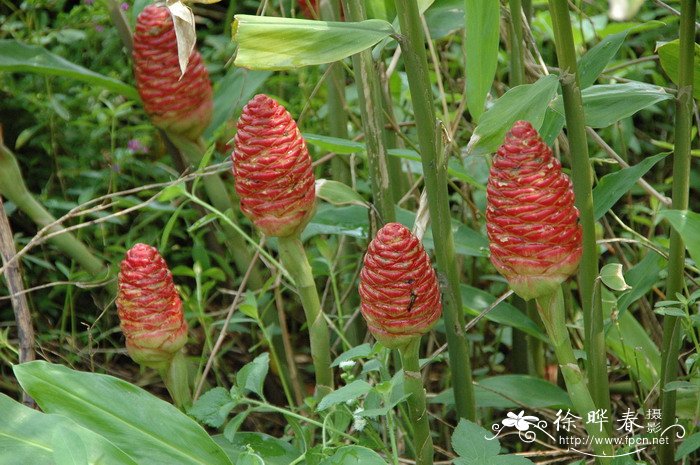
[232,94,316,238]
[133,4,212,141]
[117,243,188,369]
[359,223,442,349]
[486,120,582,301]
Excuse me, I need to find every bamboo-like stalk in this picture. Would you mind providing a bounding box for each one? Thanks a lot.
[341,0,396,223]
[546,0,609,413]
[658,1,696,463]
[400,338,433,465]
[393,0,476,420]
[536,289,613,463]
[278,235,334,398]
[508,0,525,87]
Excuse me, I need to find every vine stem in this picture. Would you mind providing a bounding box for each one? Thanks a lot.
[393,0,476,420]
[399,338,433,465]
[278,235,333,398]
[546,0,609,413]
[536,289,613,463]
[658,1,696,463]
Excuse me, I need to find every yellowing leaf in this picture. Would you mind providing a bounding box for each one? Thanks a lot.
[167,0,197,76]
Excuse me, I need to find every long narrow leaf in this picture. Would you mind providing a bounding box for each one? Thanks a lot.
[0,40,139,100]
[464,0,499,121]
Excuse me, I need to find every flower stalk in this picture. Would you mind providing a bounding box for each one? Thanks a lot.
[658,1,697,463]
[547,0,609,412]
[393,0,476,421]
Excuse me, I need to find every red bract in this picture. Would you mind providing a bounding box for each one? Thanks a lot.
[359,223,442,349]
[486,121,582,300]
[117,243,188,368]
[133,4,212,140]
[232,94,316,238]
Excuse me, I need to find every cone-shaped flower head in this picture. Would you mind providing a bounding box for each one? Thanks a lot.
[486,121,582,301]
[133,4,212,140]
[359,223,442,349]
[117,243,188,369]
[232,94,316,237]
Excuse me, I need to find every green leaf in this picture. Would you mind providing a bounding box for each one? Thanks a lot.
[0,40,139,100]
[552,82,672,128]
[213,433,300,465]
[0,393,138,465]
[236,353,270,399]
[304,133,365,154]
[332,343,373,367]
[232,15,395,70]
[592,152,668,220]
[388,148,484,189]
[205,68,271,140]
[675,432,700,460]
[238,291,259,320]
[51,428,88,465]
[657,39,700,100]
[658,210,700,267]
[451,419,500,460]
[466,75,559,157]
[578,30,629,88]
[316,179,368,207]
[13,361,232,465]
[223,411,249,442]
[424,0,463,39]
[464,0,499,121]
[460,285,548,341]
[188,387,237,428]
[478,375,571,409]
[317,380,372,411]
[318,446,388,465]
[599,263,631,292]
[617,251,665,315]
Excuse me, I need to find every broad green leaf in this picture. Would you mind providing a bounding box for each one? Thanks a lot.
[552,82,672,128]
[238,291,259,320]
[460,285,548,341]
[205,68,271,140]
[188,387,237,428]
[0,393,138,465]
[236,352,270,399]
[233,15,395,70]
[592,152,668,220]
[464,0,499,121]
[13,361,232,465]
[466,75,559,156]
[617,251,665,315]
[657,39,700,100]
[424,0,463,39]
[317,380,372,411]
[675,432,700,461]
[52,428,88,465]
[0,40,139,100]
[316,179,368,207]
[318,446,388,465]
[599,263,631,291]
[304,133,365,154]
[222,411,249,441]
[451,419,500,460]
[578,30,628,88]
[332,343,373,367]
[476,375,571,409]
[658,210,700,266]
[213,432,300,465]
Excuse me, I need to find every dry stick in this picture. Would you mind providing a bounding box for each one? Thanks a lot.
[194,242,262,400]
[0,197,35,407]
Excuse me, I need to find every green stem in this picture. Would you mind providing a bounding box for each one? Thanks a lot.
[167,133,264,288]
[278,235,333,398]
[526,299,545,377]
[341,0,396,223]
[0,143,110,283]
[399,338,433,465]
[393,0,476,421]
[536,289,613,463]
[508,0,525,87]
[159,351,192,410]
[658,1,696,463]
[547,0,608,412]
